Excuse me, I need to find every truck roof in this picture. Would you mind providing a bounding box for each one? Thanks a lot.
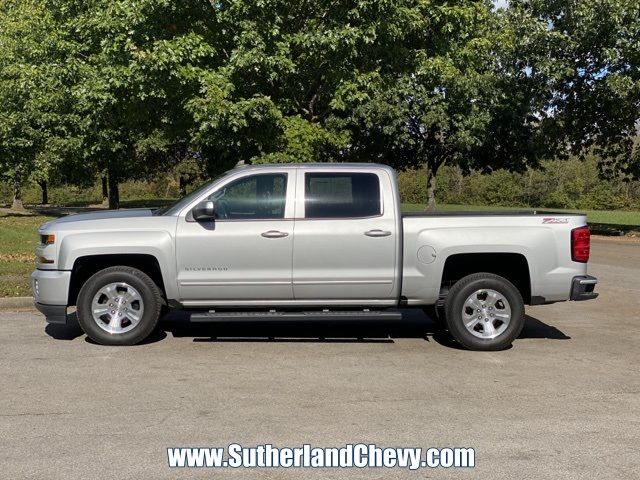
[232,161,394,172]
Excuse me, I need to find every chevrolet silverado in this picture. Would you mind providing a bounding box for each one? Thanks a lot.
[32,163,598,350]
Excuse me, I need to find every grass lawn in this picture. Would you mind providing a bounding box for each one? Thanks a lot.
[0,203,638,298]
[0,214,54,297]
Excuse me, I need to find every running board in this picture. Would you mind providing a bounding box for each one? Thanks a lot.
[190,310,402,323]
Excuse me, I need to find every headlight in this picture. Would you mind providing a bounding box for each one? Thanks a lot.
[40,234,55,245]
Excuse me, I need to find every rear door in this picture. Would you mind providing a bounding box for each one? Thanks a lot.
[292,168,398,301]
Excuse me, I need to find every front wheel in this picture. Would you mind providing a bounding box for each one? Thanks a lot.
[76,266,162,346]
[444,273,525,351]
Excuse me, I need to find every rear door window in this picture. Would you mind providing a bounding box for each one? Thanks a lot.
[304,172,381,219]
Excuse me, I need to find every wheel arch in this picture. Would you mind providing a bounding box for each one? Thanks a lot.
[440,252,532,305]
[68,254,166,306]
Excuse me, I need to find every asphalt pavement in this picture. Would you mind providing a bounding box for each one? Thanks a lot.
[0,238,638,479]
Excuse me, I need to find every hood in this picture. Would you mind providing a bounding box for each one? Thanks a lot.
[40,208,154,231]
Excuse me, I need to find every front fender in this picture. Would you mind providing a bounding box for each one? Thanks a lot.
[57,231,178,301]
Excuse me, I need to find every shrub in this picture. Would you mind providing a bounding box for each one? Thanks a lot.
[3,156,640,211]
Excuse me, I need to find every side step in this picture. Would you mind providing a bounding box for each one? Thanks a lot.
[190,309,403,323]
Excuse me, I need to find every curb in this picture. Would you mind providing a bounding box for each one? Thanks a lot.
[0,297,36,311]
[591,234,640,243]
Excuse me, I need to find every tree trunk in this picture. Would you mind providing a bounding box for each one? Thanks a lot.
[101,176,109,205]
[425,166,438,211]
[179,176,187,197]
[452,165,464,201]
[11,167,25,211]
[107,168,120,210]
[37,180,48,205]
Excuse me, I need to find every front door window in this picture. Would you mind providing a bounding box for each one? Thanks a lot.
[209,174,287,220]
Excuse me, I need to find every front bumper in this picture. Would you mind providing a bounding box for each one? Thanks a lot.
[31,269,71,324]
[34,302,68,324]
[570,275,598,301]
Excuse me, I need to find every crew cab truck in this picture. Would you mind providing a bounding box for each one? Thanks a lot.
[32,163,598,350]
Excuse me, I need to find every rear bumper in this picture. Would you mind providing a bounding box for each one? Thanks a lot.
[570,275,598,301]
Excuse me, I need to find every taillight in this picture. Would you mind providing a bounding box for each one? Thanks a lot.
[571,226,590,263]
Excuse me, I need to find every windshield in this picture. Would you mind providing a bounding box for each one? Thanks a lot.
[154,173,229,216]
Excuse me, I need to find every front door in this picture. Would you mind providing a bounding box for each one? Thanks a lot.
[176,170,295,304]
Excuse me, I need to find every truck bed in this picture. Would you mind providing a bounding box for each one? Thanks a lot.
[402,210,585,217]
[400,211,589,306]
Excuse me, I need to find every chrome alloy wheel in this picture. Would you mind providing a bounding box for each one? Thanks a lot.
[91,282,144,335]
[461,289,511,339]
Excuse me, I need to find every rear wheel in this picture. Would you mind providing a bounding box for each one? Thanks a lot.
[444,273,525,351]
[76,266,162,346]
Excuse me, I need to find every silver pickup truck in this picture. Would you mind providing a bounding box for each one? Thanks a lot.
[32,163,598,350]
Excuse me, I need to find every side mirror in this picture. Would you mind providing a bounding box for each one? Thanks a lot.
[192,200,215,221]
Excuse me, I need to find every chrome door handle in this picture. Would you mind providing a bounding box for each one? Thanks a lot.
[261,230,289,238]
[365,229,392,237]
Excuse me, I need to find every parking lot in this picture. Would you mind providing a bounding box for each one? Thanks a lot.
[0,238,638,479]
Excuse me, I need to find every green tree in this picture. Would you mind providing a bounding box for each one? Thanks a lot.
[331,1,552,209]
[188,0,440,170]
[509,0,640,178]
[0,0,71,209]
[62,0,217,208]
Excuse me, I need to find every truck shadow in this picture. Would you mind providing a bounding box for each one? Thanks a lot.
[44,312,170,345]
[44,312,83,341]
[518,315,571,340]
[158,309,570,349]
[43,310,570,348]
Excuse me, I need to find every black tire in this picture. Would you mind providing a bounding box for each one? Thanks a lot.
[444,273,525,351]
[423,305,446,327]
[76,266,163,346]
